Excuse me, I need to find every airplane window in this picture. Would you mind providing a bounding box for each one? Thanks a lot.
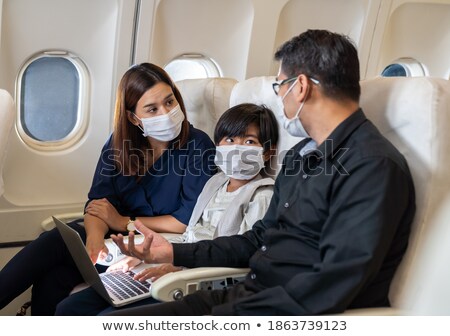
[164,54,222,82]
[17,52,89,150]
[381,58,427,77]
[381,64,407,77]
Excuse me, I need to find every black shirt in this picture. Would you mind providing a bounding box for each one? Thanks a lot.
[173,109,416,315]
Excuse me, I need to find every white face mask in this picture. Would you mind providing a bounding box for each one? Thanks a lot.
[137,104,185,141]
[277,79,310,138]
[214,145,265,180]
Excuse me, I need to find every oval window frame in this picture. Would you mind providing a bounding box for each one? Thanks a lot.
[381,57,428,77]
[15,50,90,152]
[164,53,223,82]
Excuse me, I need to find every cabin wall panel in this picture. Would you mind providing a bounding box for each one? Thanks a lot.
[244,0,289,78]
[149,0,254,81]
[0,0,136,241]
[270,0,380,80]
[367,0,450,78]
[382,2,450,77]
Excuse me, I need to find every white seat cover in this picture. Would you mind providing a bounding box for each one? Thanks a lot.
[175,77,238,139]
[360,77,450,311]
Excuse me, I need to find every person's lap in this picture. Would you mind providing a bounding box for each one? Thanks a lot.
[104,289,227,316]
[104,282,254,316]
[56,285,159,316]
[0,220,86,314]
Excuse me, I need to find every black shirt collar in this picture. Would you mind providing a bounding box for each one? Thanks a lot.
[297,108,367,161]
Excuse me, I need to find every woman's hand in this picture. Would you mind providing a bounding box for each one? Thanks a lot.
[133,263,182,282]
[106,256,142,273]
[85,198,126,232]
[86,235,109,264]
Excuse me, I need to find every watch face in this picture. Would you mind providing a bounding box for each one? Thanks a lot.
[127,222,136,232]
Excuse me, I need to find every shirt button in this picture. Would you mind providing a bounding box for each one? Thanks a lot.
[302,174,308,179]
[284,202,289,208]
[250,273,256,280]
[261,245,267,252]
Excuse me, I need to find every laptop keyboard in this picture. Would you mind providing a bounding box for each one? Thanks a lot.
[101,271,151,300]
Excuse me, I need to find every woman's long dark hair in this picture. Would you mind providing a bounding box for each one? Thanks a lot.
[112,63,189,176]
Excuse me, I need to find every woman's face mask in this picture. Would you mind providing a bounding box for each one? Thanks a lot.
[214,144,265,180]
[137,104,185,141]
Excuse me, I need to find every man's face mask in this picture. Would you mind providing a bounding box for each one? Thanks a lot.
[277,78,310,138]
[214,145,265,180]
[137,104,185,141]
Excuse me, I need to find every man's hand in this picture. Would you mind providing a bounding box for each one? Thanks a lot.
[111,220,174,264]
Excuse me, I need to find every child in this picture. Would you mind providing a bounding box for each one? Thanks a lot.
[55,103,279,315]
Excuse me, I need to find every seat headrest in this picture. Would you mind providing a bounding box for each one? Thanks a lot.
[175,77,238,139]
[361,77,450,210]
[230,76,301,165]
[230,76,279,110]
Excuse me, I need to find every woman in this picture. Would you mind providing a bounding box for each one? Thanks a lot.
[0,63,216,315]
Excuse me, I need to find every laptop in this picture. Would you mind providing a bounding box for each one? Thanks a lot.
[53,216,153,307]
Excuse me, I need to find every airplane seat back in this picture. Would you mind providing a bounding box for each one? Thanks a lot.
[359,77,450,313]
[0,89,15,197]
[175,78,238,140]
[404,192,450,315]
[229,76,300,176]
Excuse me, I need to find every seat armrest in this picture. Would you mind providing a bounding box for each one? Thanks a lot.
[151,267,250,302]
[41,212,84,230]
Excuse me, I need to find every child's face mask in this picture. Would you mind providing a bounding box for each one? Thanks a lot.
[214,145,265,180]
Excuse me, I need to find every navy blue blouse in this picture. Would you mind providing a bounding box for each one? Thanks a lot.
[86,125,216,225]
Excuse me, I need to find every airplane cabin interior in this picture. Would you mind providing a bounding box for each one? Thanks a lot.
[0,0,449,316]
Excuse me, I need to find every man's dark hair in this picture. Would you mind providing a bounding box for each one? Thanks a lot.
[274,29,361,102]
[214,103,279,153]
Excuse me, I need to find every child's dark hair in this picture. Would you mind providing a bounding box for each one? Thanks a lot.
[213,103,279,153]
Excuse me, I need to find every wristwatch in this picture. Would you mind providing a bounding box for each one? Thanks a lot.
[126,216,136,232]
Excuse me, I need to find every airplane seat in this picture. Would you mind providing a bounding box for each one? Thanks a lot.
[175,77,238,139]
[0,89,15,198]
[342,76,450,315]
[229,76,300,175]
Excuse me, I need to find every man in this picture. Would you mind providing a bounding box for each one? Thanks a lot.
[110,29,415,315]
